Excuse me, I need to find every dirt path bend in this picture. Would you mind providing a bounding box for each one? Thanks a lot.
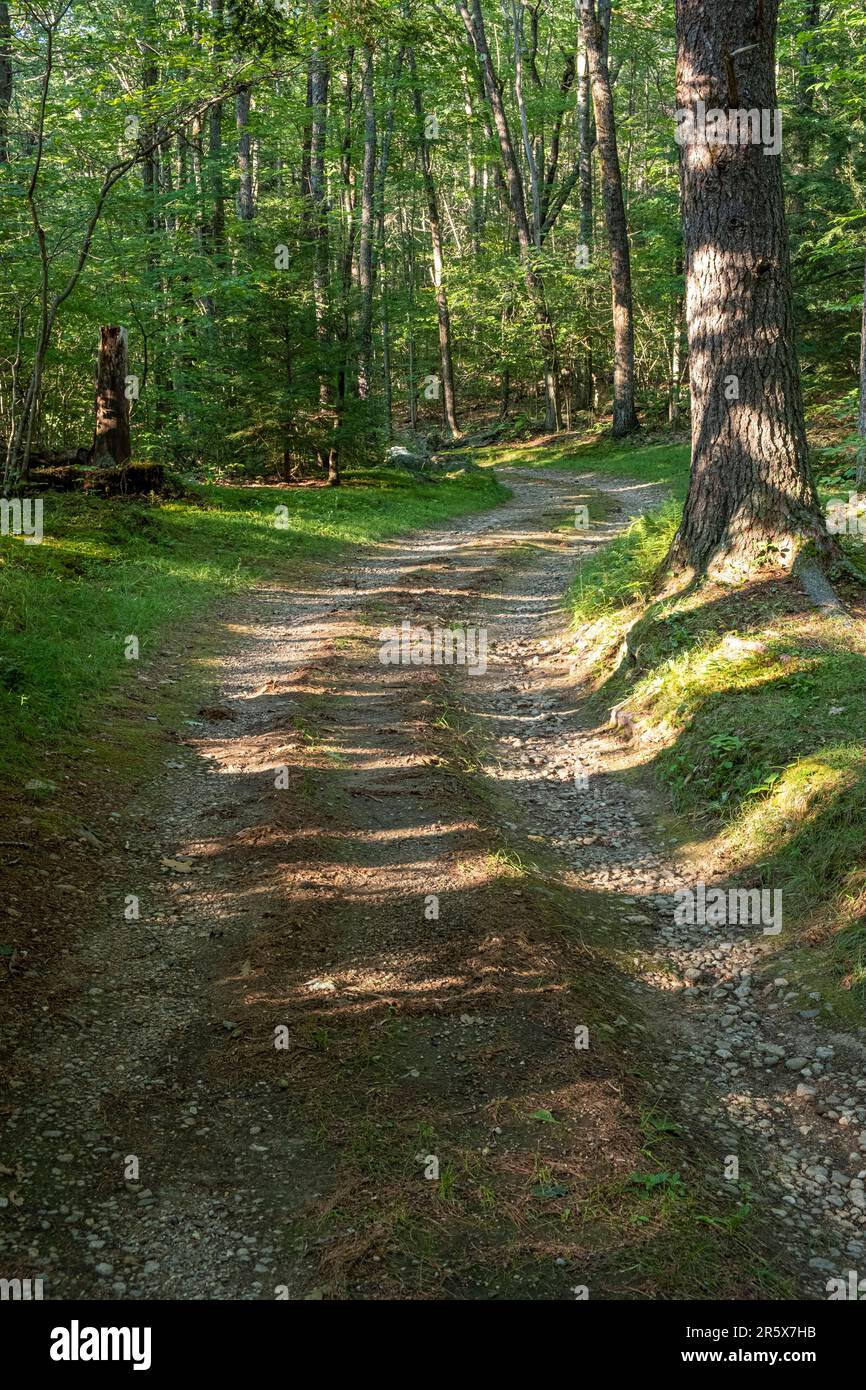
[2,465,859,1301]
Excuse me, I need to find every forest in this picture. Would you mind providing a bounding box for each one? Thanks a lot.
[2,0,866,1328]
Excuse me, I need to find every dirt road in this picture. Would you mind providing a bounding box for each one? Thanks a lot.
[3,466,863,1300]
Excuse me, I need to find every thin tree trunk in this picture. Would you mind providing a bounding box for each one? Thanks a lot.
[374,47,403,438]
[857,252,866,488]
[578,0,639,436]
[236,85,254,220]
[668,252,684,425]
[575,40,594,410]
[91,326,131,465]
[357,44,376,402]
[408,49,459,437]
[0,2,13,164]
[667,0,833,580]
[308,24,338,483]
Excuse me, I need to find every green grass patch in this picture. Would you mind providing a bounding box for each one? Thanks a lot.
[476,432,691,493]
[0,466,506,785]
[561,434,866,1011]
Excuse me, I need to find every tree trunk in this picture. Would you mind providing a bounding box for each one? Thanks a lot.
[307,26,338,484]
[357,44,376,402]
[668,252,684,425]
[236,85,254,220]
[374,46,403,438]
[458,0,560,433]
[667,0,832,580]
[0,2,13,164]
[575,40,594,411]
[92,326,131,465]
[408,49,459,437]
[856,251,866,488]
[578,0,639,437]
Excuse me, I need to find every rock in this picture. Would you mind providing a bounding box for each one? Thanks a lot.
[383,445,428,473]
[785,1057,809,1072]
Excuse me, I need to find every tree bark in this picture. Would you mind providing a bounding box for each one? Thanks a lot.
[408,48,459,437]
[307,25,339,484]
[374,46,403,437]
[0,2,13,164]
[668,252,684,425]
[578,0,639,436]
[92,326,131,465]
[667,0,833,580]
[356,44,376,402]
[236,85,254,220]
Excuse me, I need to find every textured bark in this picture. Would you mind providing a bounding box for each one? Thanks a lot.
[236,85,254,220]
[408,48,458,437]
[669,0,831,579]
[578,0,639,437]
[356,45,376,402]
[458,0,560,433]
[91,326,131,465]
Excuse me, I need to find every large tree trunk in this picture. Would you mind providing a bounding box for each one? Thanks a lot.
[578,0,639,437]
[668,0,832,581]
[458,0,560,433]
[408,49,459,437]
[356,44,376,402]
[92,326,131,465]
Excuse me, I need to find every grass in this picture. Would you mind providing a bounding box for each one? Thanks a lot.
[0,465,506,787]
[474,430,691,494]
[539,429,866,1013]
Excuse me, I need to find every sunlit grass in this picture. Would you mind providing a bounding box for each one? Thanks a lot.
[0,467,506,783]
[477,432,691,493]
[563,434,866,1007]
